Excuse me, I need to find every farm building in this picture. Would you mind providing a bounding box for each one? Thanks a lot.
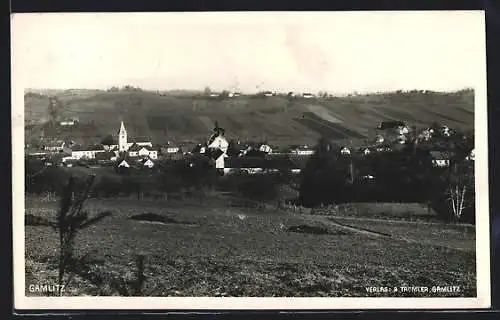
[59,118,78,126]
[361,148,372,156]
[161,144,181,154]
[71,145,106,160]
[95,150,117,163]
[117,159,130,168]
[466,148,475,161]
[141,157,155,168]
[340,147,351,156]
[430,151,452,167]
[290,146,315,156]
[43,140,65,152]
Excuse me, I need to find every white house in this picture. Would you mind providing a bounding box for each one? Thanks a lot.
[165,147,180,154]
[259,144,273,154]
[430,151,451,167]
[302,93,314,99]
[466,149,475,161]
[60,119,76,126]
[43,140,65,152]
[207,132,229,154]
[71,148,105,160]
[118,159,130,168]
[143,158,155,168]
[340,147,351,156]
[290,146,314,156]
[362,148,371,156]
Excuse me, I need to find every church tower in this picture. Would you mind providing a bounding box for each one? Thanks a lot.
[118,121,128,151]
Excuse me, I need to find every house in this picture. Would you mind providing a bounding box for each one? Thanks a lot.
[71,145,106,159]
[117,159,130,168]
[128,143,141,157]
[396,135,407,144]
[262,91,275,97]
[207,148,228,170]
[142,158,155,168]
[207,126,229,154]
[63,158,80,167]
[259,144,273,154]
[103,144,119,151]
[161,144,181,155]
[302,93,314,99]
[466,148,475,161]
[375,135,385,144]
[60,119,77,126]
[430,151,452,167]
[375,144,392,153]
[340,147,351,156]
[43,140,65,152]
[361,148,372,156]
[290,146,315,156]
[418,129,433,141]
[95,151,117,164]
[440,125,451,137]
[227,92,241,98]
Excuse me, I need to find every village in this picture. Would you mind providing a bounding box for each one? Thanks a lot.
[25,113,475,184]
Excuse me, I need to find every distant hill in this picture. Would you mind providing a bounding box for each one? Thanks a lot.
[24,89,474,147]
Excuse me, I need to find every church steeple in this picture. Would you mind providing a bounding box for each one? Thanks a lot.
[118,121,128,151]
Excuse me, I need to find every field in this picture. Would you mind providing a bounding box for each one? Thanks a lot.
[25,196,476,297]
[24,89,474,146]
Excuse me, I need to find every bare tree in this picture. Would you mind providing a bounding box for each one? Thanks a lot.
[447,162,474,223]
[56,175,112,295]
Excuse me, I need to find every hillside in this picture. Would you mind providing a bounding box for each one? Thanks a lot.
[24,89,474,146]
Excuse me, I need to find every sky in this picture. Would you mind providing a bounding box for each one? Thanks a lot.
[11,11,486,94]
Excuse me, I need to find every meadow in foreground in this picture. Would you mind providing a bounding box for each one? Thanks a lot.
[24,196,476,297]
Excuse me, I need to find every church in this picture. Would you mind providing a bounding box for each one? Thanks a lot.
[70,121,157,162]
[114,121,157,159]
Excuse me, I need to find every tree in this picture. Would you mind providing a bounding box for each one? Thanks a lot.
[101,135,116,146]
[204,87,212,95]
[48,96,62,125]
[56,175,111,295]
[447,161,475,223]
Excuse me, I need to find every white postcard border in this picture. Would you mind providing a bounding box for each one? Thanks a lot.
[12,11,491,310]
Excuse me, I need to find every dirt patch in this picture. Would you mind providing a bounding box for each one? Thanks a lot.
[287,224,348,236]
[328,219,392,238]
[129,213,195,226]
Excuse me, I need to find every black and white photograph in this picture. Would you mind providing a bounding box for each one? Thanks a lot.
[12,11,490,309]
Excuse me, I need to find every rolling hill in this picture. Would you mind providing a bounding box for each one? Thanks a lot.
[24,89,474,147]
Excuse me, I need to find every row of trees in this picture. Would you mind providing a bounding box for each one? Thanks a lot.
[299,137,475,223]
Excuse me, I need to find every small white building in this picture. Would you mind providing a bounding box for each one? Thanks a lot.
[60,120,76,126]
[71,148,105,160]
[259,144,273,154]
[466,149,475,161]
[143,158,155,168]
[290,146,315,156]
[340,147,351,156]
[118,159,130,168]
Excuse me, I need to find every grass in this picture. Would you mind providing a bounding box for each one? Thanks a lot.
[25,196,476,297]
